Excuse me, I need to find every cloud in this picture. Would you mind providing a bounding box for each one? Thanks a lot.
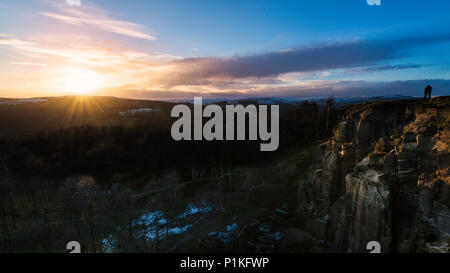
[108,79,450,101]
[40,4,155,40]
[0,35,174,92]
[2,25,449,99]
[153,33,450,87]
[10,62,47,68]
[343,64,425,74]
[277,48,294,53]
[0,39,35,46]
[0,36,165,65]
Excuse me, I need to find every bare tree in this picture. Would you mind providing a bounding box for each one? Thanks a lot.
[59,176,99,252]
[145,171,180,246]
[37,178,55,242]
[0,177,12,250]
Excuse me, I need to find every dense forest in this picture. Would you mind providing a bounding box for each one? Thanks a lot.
[0,96,337,252]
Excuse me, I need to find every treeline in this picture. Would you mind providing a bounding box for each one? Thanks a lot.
[0,100,337,183]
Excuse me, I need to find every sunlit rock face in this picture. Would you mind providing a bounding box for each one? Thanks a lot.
[298,97,450,253]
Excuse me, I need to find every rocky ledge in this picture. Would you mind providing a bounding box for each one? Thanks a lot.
[298,97,450,253]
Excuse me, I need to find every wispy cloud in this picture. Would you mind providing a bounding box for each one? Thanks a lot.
[40,3,155,40]
[10,62,47,68]
[0,36,165,65]
[342,64,425,74]
[103,79,450,101]
[0,39,35,46]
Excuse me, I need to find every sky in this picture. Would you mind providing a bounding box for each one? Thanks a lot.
[0,0,449,100]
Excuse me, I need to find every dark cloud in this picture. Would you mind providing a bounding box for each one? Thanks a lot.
[344,64,425,74]
[156,33,450,87]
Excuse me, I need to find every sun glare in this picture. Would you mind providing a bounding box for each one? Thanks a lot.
[62,68,103,95]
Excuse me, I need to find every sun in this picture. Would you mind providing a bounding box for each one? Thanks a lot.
[62,68,103,95]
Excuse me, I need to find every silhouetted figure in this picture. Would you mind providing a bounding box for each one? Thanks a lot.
[424,85,432,99]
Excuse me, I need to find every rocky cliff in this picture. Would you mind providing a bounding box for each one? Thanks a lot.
[298,97,450,253]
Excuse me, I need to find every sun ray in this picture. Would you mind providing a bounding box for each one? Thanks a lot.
[59,95,107,127]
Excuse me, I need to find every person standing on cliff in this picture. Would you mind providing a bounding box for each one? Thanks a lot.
[424,85,432,99]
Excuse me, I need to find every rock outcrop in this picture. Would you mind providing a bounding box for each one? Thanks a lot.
[298,97,450,252]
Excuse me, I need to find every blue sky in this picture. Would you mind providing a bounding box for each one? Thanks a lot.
[0,0,449,99]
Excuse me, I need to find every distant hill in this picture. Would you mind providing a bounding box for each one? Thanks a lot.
[0,94,433,137]
[0,96,176,137]
[187,94,418,107]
